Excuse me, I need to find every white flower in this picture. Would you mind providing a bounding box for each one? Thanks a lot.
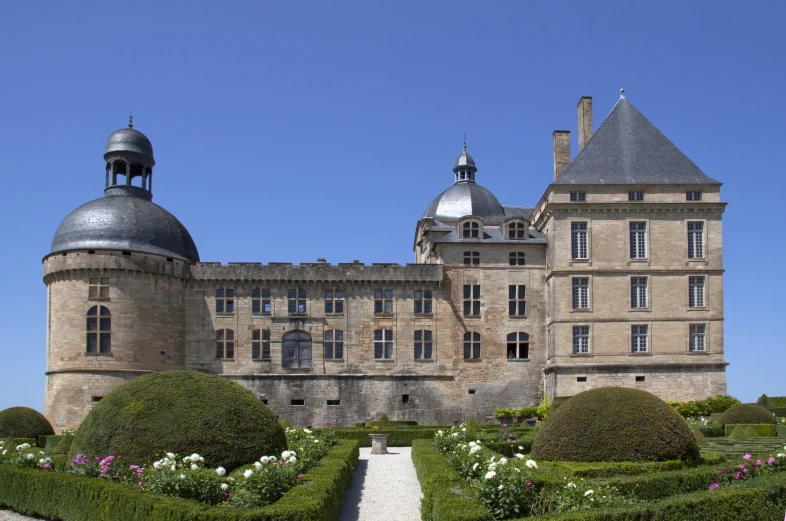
[170,465,176,471]
[461,427,467,432]
[469,441,477,447]
[254,462,263,470]
[288,456,297,463]
[16,444,31,451]
[313,439,319,443]
[525,459,538,469]
[179,474,185,480]
[190,453,201,462]
[567,482,577,489]
[26,454,34,460]
[518,446,523,450]
[281,451,292,459]
[216,467,226,476]
[472,463,479,471]
[515,453,525,460]
[452,432,459,437]
[190,463,199,471]
[584,490,594,497]
[777,453,785,458]
[260,456,270,464]
[514,467,520,472]
[243,469,253,478]
[1,450,6,456]
[498,484,504,490]
[39,459,47,465]
[303,428,312,434]
[484,471,496,480]
[220,483,229,491]
[437,430,443,436]
[166,452,175,459]
[470,446,480,454]
[499,458,508,465]
[270,456,277,462]
[153,461,162,470]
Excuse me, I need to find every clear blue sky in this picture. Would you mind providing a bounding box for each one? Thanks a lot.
[1,1,783,413]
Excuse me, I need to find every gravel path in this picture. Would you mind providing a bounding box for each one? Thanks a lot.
[338,447,422,521]
[0,510,43,521]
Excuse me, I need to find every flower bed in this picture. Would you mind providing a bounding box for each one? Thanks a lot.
[0,432,359,521]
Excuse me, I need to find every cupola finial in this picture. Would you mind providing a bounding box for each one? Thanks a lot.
[620,87,625,99]
[128,113,133,129]
[463,132,467,152]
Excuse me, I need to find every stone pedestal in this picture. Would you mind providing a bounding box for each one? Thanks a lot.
[370,433,390,454]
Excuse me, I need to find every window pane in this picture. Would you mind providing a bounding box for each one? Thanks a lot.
[425,291,432,299]
[473,301,480,315]
[374,330,382,341]
[324,343,333,359]
[87,317,97,331]
[518,302,526,315]
[464,343,471,359]
[262,330,270,340]
[335,342,343,359]
[463,285,471,299]
[252,301,260,313]
[374,344,382,359]
[509,301,516,315]
[374,301,382,313]
[518,286,526,299]
[262,289,271,298]
[415,301,422,313]
[226,301,234,313]
[509,285,516,299]
[226,289,234,298]
[252,342,260,359]
[87,333,97,353]
[325,301,333,313]
[335,301,343,313]
[263,302,271,313]
[414,330,422,341]
[463,301,471,315]
[384,301,393,313]
[424,330,432,341]
[252,289,260,298]
[385,330,393,341]
[298,302,306,313]
[414,343,422,359]
[473,286,480,298]
[336,291,343,299]
[424,343,432,359]
[473,344,480,359]
[325,290,333,299]
[226,329,234,340]
[216,289,224,298]
[384,290,392,299]
[324,330,333,341]
[299,290,307,299]
[424,301,432,313]
[100,318,111,331]
[216,301,224,313]
[226,343,234,358]
[414,290,422,299]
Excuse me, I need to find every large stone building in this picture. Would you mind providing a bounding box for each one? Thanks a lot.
[43,93,728,430]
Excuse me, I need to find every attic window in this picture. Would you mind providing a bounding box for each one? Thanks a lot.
[635,376,645,382]
[462,221,480,238]
[576,376,587,382]
[507,220,527,239]
[628,191,645,201]
[468,389,476,395]
[290,399,305,406]
[686,191,702,201]
[122,251,132,256]
[327,399,341,406]
[570,192,586,202]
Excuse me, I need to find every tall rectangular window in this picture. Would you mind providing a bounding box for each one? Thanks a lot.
[628,191,645,201]
[629,222,647,259]
[251,289,271,314]
[506,332,529,359]
[88,278,110,299]
[216,329,234,359]
[324,290,344,314]
[571,222,588,259]
[570,192,586,202]
[572,326,590,353]
[463,332,481,359]
[631,325,648,352]
[686,191,702,201]
[414,290,433,314]
[374,289,393,313]
[414,330,432,359]
[463,285,481,316]
[630,277,648,308]
[689,276,705,307]
[689,324,706,351]
[688,222,704,258]
[252,329,270,360]
[572,278,589,309]
[324,330,343,359]
[509,252,525,265]
[287,289,307,314]
[508,285,526,316]
[374,329,393,359]
[216,289,235,313]
[463,251,480,265]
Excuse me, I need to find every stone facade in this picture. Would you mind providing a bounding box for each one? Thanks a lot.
[43,95,729,431]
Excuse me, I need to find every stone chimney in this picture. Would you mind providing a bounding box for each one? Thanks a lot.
[577,96,593,151]
[553,130,571,180]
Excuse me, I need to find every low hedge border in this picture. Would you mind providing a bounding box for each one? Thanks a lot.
[411,439,493,521]
[324,427,437,446]
[778,425,786,438]
[724,423,777,437]
[698,425,723,438]
[0,438,359,521]
[511,471,786,521]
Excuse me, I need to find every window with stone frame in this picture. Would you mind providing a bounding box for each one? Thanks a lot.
[572,278,589,309]
[687,222,704,258]
[216,329,234,359]
[374,289,393,314]
[414,329,433,359]
[629,222,647,259]
[507,220,527,239]
[287,289,307,314]
[86,305,111,354]
[414,290,433,314]
[252,329,270,360]
[509,285,526,316]
[216,289,235,313]
[374,329,393,359]
[628,191,645,201]
[570,191,586,202]
[324,329,344,359]
[571,222,588,259]
[689,276,705,307]
[631,325,648,352]
[324,290,344,314]
[630,277,648,308]
[252,288,271,314]
[463,332,481,359]
[509,252,525,266]
[572,325,590,353]
[463,284,480,316]
[462,220,480,238]
[463,251,480,265]
[689,324,706,351]
[88,278,110,299]
[506,332,529,359]
[686,191,702,201]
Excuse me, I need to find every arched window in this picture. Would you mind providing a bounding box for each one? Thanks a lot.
[282,331,312,368]
[507,332,529,360]
[463,332,480,359]
[216,329,234,359]
[86,306,111,354]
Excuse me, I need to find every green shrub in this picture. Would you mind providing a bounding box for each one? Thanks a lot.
[325,427,436,446]
[0,407,54,439]
[724,423,776,437]
[698,425,723,437]
[52,434,73,454]
[69,370,286,470]
[668,395,741,418]
[531,387,698,462]
[690,426,709,446]
[727,425,746,439]
[769,407,786,417]
[43,435,63,451]
[743,425,760,438]
[778,425,786,438]
[11,438,36,447]
[536,396,551,421]
[466,417,478,429]
[280,418,293,428]
[717,403,775,427]
[412,439,494,521]
[756,393,771,407]
[493,407,539,419]
[379,413,389,421]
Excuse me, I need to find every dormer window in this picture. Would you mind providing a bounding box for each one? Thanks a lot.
[458,217,483,239]
[506,220,528,240]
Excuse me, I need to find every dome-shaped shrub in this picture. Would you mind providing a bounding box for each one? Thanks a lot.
[717,404,775,427]
[531,388,698,462]
[69,371,286,470]
[0,407,54,438]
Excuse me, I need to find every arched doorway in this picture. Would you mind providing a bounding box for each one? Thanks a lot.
[282,331,312,368]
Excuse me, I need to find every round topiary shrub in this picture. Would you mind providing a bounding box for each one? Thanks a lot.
[0,407,54,439]
[531,387,698,462]
[717,403,775,427]
[69,371,286,470]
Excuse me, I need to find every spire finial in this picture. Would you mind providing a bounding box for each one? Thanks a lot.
[128,113,134,129]
[463,132,467,152]
[620,87,625,99]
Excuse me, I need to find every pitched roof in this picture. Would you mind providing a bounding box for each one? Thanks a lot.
[553,98,720,185]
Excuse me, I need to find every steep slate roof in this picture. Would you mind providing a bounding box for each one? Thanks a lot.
[553,98,720,185]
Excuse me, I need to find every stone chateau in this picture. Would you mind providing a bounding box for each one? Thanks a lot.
[44,93,728,430]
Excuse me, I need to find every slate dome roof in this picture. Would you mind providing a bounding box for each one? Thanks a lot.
[105,128,155,162]
[453,150,476,171]
[50,187,199,262]
[423,182,506,222]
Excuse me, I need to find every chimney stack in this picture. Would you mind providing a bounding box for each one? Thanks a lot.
[553,130,571,180]
[577,96,593,151]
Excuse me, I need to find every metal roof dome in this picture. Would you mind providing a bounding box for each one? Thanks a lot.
[105,127,155,164]
[50,186,200,262]
[423,182,505,222]
[453,149,476,171]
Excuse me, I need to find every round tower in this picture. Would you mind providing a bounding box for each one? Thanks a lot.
[43,122,199,431]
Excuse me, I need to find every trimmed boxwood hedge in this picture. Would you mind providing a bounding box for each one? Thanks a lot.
[698,425,724,438]
[717,403,776,428]
[0,438,359,521]
[411,439,493,521]
[724,423,776,437]
[324,427,437,446]
[0,407,54,439]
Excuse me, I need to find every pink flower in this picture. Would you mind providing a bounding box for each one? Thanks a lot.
[708,483,719,490]
[735,472,743,480]
[768,457,776,464]
[501,424,508,428]
[298,473,305,479]
[755,460,763,466]
[717,469,723,476]
[525,481,533,488]
[743,454,751,460]
[738,464,745,469]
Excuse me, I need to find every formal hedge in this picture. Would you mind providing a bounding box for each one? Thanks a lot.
[717,403,776,428]
[531,388,699,462]
[69,371,286,470]
[365,420,419,428]
[778,425,786,438]
[0,407,54,439]
[0,438,359,521]
[698,425,724,438]
[667,395,740,418]
[724,423,776,437]
[43,435,63,451]
[411,439,494,521]
[53,433,74,454]
[324,427,437,446]
[483,439,535,457]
